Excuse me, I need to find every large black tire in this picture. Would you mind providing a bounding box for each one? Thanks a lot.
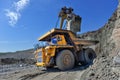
[81,48,96,65]
[56,50,75,70]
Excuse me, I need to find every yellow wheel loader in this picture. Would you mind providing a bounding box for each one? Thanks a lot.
[34,7,98,70]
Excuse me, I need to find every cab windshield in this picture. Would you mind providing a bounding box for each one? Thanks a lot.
[34,41,49,50]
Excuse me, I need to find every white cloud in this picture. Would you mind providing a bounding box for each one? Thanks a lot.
[14,0,29,12]
[5,0,30,26]
[5,10,20,26]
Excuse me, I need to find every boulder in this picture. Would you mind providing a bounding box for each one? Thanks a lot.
[113,55,120,65]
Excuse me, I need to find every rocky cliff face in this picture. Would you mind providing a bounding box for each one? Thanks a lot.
[79,10,117,57]
[79,1,120,80]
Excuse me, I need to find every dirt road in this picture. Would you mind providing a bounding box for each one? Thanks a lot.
[0,64,88,80]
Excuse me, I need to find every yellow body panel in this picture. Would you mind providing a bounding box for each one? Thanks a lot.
[35,46,56,67]
[36,62,45,66]
[56,35,67,45]
[45,46,56,56]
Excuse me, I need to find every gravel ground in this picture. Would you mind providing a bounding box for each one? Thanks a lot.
[0,64,89,80]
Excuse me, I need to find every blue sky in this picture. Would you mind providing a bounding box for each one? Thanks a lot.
[0,0,118,52]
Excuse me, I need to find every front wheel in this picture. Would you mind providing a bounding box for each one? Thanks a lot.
[56,50,75,70]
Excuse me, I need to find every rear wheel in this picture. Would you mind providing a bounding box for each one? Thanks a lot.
[56,50,75,70]
[81,48,96,65]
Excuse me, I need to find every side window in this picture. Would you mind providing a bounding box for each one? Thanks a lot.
[51,37,57,44]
